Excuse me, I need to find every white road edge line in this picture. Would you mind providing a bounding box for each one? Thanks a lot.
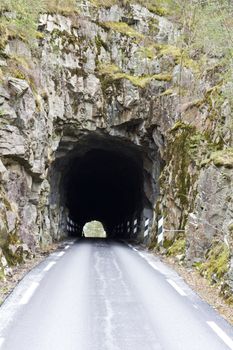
[19,282,39,305]
[128,244,160,271]
[64,245,70,250]
[57,251,65,257]
[43,261,56,272]
[0,338,5,348]
[138,252,145,258]
[207,321,233,350]
[127,244,138,252]
[167,279,187,296]
[148,262,160,271]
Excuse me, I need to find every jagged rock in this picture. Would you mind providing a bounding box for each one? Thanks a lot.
[186,166,233,264]
[0,4,232,298]
[0,160,7,181]
[173,65,195,89]
[8,77,29,96]
[1,255,8,268]
[6,211,18,233]
[0,102,17,120]
[0,125,25,156]
[0,86,10,100]
[0,59,7,67]
[6,39,32,58]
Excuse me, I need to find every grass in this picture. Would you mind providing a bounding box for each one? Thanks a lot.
[167,238,186,256]
[198,243,230,282]
[99,21,144,40]
[45,0,78,15]
[0,0,78,49]
[90,0,178,16]
[98,63,172,88]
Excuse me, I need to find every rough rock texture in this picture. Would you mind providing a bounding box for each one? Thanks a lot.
[0,2,232,295]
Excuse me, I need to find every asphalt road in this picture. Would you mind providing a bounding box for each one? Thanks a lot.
[0,239,233,350]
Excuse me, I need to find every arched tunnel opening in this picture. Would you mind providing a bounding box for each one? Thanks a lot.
[65,148,143,236]
[49,133,161,240]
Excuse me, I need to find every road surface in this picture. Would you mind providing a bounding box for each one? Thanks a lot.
[0,239,233,350]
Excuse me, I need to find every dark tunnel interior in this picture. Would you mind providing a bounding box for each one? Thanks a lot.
[62,147,144,236]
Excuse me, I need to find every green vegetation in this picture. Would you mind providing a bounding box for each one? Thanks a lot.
[188,2,233,58]
[0,267,5,282]
[175,1,233,100]
[167,237,186,256]
[160,88,173,96]
[198,243,230,282]
[143,0,178,16]
[6,54,29,79]
[98,63,172,88]
[166,122,197,208]
[209,148,233,168]
[160,121,220,230]
[0,0,77,48]
[90,0,118,8]
[90,0,178,15]
[0,0,44,46]
[3,233,23,266]
[46,0,77,15]
[156,44,181,61]
[99,21,144,39]
[138,46,157,60]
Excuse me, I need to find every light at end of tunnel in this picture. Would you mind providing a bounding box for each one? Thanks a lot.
[83,221,107,238]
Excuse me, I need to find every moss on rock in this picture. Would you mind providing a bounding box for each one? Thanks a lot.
[100,21,144,40]
[156,44,181,61]
[138,46,157,60]
[198,243,230,282]
[167,237,186,256]
[3,232,24,266]
[98,63,172,88]
[209,148,233,168]
[166,122,197,207]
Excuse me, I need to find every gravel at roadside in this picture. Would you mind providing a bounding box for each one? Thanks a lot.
[162,255,233,325]
[0,242,61,305]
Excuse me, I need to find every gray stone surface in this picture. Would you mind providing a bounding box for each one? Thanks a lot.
[0,3,232,294]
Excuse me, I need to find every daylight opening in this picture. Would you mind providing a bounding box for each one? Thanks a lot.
[83,221,107,238]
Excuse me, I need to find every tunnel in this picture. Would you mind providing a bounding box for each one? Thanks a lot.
[49,133,155,239]
[65,147,144,235]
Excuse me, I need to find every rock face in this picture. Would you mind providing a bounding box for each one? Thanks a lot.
[0,2,232,295]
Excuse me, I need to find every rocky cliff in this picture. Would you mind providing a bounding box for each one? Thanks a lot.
[0,1,232,299]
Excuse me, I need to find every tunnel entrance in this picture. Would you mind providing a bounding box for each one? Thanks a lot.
[49,133,161,241]
[65,148,143,235]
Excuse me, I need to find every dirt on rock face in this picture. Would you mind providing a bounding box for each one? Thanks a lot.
[162,255,233,326]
